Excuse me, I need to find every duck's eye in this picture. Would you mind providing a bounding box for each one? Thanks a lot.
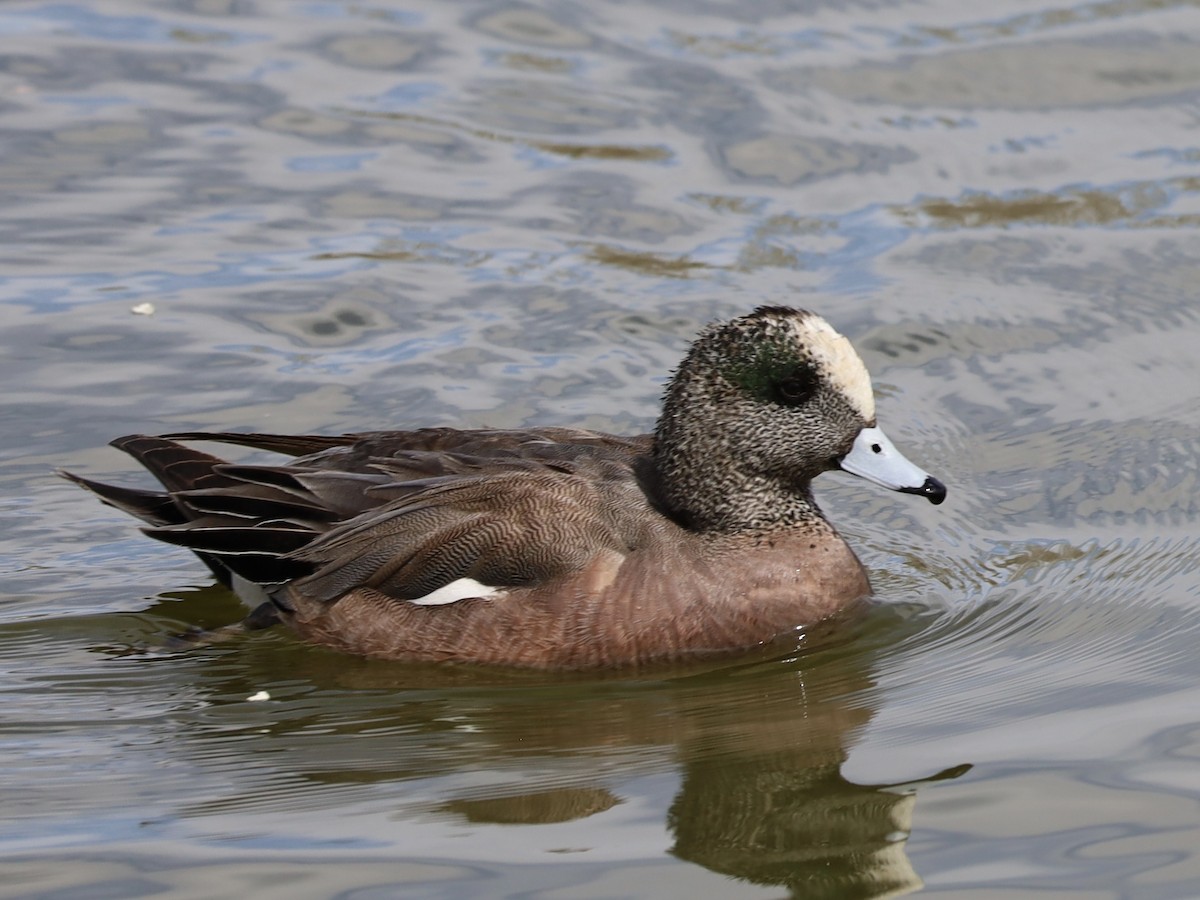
[772,367,818,406]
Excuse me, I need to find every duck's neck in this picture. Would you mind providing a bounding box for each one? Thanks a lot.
[650,418,831,536]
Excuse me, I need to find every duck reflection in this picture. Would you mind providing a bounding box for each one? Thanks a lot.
[667,734,958,899]
[146,593,968,898]
[438,650,954,898]
[454,653,956,898]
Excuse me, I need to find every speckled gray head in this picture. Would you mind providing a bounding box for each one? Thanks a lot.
[653,306,945,533]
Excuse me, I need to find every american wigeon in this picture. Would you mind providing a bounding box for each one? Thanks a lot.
[64,306,945,668]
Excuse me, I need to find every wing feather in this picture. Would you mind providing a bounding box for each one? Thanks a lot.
[289,462,646,605]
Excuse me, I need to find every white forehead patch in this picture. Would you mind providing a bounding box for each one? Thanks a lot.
[791,315,875,420]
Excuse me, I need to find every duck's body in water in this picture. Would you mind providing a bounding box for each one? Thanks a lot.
[65,307,945,668]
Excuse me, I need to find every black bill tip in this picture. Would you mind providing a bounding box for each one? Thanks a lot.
[900,476,947,505]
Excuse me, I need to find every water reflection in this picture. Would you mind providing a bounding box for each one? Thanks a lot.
[132,596,968,897]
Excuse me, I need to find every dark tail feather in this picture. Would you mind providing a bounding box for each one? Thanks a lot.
[58,469,181,527]
[144,522,315,556]
[109,434,242,493]
[142,521,318,584]
[60,468,236,586]
[62,436,325,588]
[61,434,245,525]
[174,484,339,524]
[162,431,357,457]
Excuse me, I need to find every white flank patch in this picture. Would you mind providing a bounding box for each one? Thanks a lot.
[793,315,875,420]
[408,577,504,606]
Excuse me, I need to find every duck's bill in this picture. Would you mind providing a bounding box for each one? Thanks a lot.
[839,426,947,505]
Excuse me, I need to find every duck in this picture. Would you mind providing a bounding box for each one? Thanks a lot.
[63,306,946,668]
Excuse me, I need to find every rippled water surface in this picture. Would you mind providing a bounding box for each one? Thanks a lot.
[4,0,1200,896]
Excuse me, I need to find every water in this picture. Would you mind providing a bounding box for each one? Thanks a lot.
[3,0,1200,896]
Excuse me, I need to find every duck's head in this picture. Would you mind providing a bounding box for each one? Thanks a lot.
[653,306,946,533]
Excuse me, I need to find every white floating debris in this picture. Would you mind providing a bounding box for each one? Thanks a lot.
[246,690,271,702]
[130,302,156,316]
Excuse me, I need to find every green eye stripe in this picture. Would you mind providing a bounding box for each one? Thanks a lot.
[725,342,814,402]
